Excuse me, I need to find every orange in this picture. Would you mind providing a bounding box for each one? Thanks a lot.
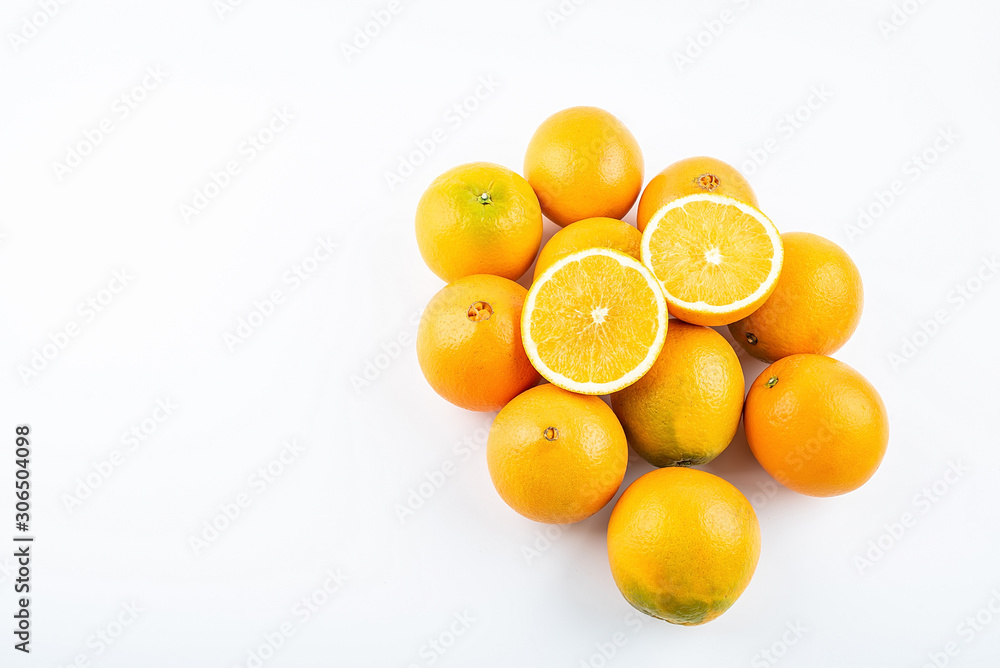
[487,384,628,524]
[417,275,539,412]
[610,321,743,467]
[641,194,783,326]
[729,232,864,363]
[532,217,641,281]
[415,162,542,282]
[637,157,758,232]
[523,107,644,227]
[607,468,760,625]
[744,354,889,497]
[522,248,667,395]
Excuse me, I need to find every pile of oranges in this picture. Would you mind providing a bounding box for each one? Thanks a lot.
[415,106,889,625]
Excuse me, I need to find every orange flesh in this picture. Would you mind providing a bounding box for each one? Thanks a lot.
[529,255,661,385]
[647,200,776,306]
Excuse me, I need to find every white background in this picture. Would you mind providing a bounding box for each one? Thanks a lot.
[2,1,999,666]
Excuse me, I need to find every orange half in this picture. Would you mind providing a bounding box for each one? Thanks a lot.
[521,249,667,395]
[640,194,783,326]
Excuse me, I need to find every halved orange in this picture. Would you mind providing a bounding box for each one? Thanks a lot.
[640,194,783,327]
[521,248,667,395]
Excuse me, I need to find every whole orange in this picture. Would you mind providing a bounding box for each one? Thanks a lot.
[523,107,644,227]
[487,384,628,524]
[417,275,539,412]
[637,156,758,232]
[744,354,889,497]
[729,232,864,363]
[415,162,542,282]
[610,321,743,467]
[532,217,641,281]
[607,467,760,625]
